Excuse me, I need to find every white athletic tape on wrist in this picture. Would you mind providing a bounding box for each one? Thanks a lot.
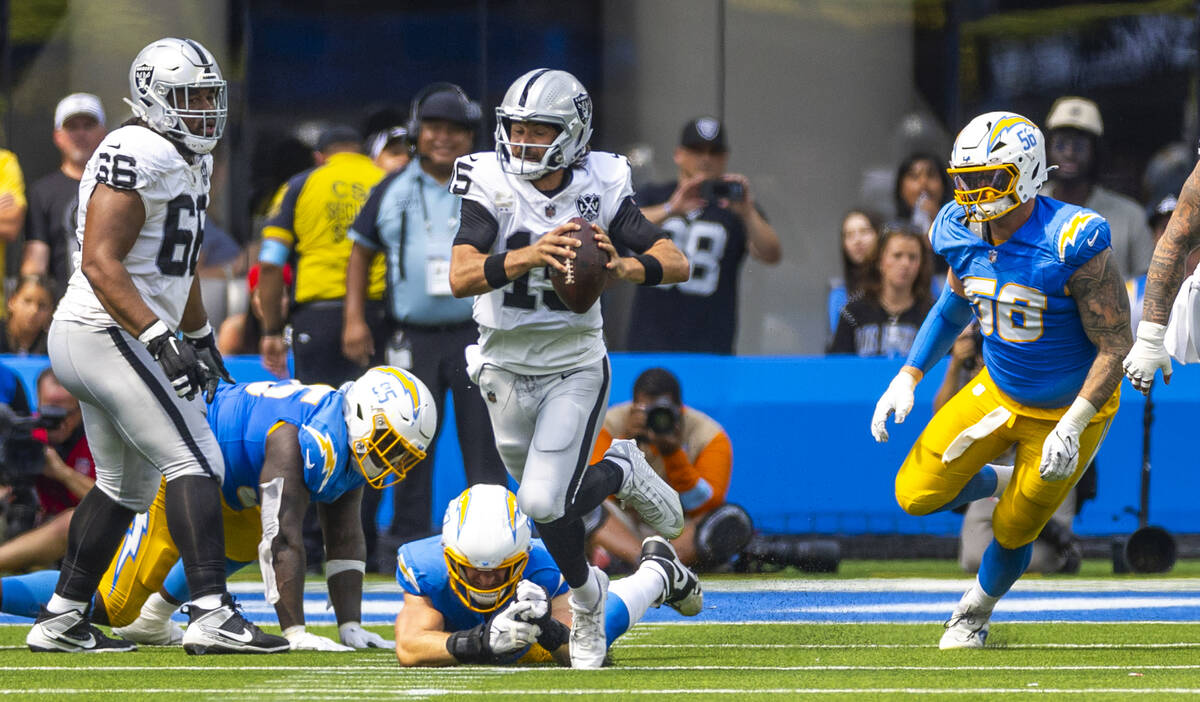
[282,625,306,641]
[182,321,213,339]
[325,559,366,580]
[257,477,285,605]
[138,319,171,346]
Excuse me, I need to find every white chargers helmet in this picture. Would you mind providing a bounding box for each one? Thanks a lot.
[343,366,437,489]
[125,37,227,155]
[947,111,1049,222]
[494,68,593,180]
[442,484,531,613]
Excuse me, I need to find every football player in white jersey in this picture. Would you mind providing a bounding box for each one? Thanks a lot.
[27,38,288,655]
[448,68,692,669]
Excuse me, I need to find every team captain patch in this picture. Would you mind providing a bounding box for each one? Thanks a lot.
[576,193,600,221]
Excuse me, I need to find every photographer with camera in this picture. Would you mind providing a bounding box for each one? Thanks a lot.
[629,117,781,354]
[0,368,92,573]
[587,367,751,571]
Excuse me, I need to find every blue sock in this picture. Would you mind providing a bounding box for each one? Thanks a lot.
[604,591,630,646]
[932,465,998,514]
[1,571,60,619]
[978,538,1033,597]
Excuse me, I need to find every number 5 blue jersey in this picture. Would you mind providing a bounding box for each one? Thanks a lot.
[208,380,364,510]
[931,197,1111,408]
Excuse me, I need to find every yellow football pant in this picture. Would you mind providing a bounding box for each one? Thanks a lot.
[98,480,262,627]
[895,367,1117,549]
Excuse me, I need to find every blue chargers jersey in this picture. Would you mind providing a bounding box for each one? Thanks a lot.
[395,535,569,633]
[208,380,363,510]
[931,197,1111,408]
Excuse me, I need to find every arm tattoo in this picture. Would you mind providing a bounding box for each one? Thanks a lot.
[1143,162,1200,324]
[1067,248,1132,408]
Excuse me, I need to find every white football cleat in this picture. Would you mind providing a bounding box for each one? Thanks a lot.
[26,608,136,653]
[181,593,289,655]
[640,535,703,616]
[568,566,609,669]
[606,439,684,539]
[113,612,184,646]
[939,585,996,650]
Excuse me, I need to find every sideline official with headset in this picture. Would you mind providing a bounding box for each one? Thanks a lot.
[342,83,506,567]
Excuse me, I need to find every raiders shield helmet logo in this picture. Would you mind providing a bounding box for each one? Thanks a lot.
[134,64,154,95]
[573,93,593,126]
[576,193,601,221]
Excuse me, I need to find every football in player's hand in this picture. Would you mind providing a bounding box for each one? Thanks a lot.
[549,217,607,314]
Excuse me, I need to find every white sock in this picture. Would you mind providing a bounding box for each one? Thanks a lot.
[965,581,1000,615]
[610,565,667,624]
[141,592,179,622]
[46,594,88,615]
[571,567,602,609]
[990,464,1013,498]
[191,594,223,611]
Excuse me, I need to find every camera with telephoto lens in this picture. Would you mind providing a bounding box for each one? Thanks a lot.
[700,179,745,203]
[644,397,681,436]
[0,403,68,539]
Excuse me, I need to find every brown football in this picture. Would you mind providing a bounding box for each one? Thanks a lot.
[549,216,608,313]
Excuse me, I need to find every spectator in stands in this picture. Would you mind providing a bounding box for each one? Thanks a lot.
[1042,96,1153,280]
[933,327,1086,575]
[587,367,751,571]
[627,117,782,354]
[362,105,412,174]
[0,368,91,572]
[217,263,293,356]
[894,152,950,234]
[21,94,106,302]
[829,223,933,357]
[828,208,882,337]
[0,275,53,355]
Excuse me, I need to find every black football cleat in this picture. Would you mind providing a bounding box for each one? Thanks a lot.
[181,593,289,655]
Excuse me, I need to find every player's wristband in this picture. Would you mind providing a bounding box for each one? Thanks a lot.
[446,623,495,664]
[484,252,510,290]
[182,322,213,340]
[636,254,663,286]
[138,319,172,347]
[904,284,974,374]
[535,617,569,652]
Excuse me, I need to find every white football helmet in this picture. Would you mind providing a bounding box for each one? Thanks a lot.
[442,484,531,613]
[125,37,227,155]
[343,366,437,489]
[494,68,593,180]
[947,111,1049,222]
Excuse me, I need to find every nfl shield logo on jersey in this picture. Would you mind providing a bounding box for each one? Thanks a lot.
[545,203,557,218]
[576,193,601,221]
[134,64,154,95]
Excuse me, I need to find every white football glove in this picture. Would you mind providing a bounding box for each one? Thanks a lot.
[488,599,541,654]
[339,621,393,649]
[871,371,917,443]
[284,626,354,652]
[514,580,550,623]
[1123,321,1172,395]
[1038,398,1096,482]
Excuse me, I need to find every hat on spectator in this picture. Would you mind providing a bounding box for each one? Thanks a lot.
[54,93,105,129]
[1146,193,1178,226]
[416,89,478,130]
[315,124,362,153]
[680,116,727,152]
[247,263,293,293]
[1046,97,1103,137]
[367,126,409,160]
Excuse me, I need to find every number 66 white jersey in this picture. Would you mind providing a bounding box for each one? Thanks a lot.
[452,150,667,374]
[55,124,211,331]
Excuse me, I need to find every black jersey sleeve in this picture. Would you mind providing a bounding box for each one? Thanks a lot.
[453,199,500,253]
[609,195,668,254]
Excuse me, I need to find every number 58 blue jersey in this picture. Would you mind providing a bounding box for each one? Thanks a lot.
[208,380,363,510]
[931,197,1111,408]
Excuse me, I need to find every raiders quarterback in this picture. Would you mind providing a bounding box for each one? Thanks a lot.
[27,37,287,654]
[448,68,692,669]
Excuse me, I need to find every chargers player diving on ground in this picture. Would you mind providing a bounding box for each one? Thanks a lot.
[393,484,701,667]
[870,112,1131,648]
[447,69,691,668]
[27,37,289,654]
[1123,148,1200,392]
[2,367,434,652]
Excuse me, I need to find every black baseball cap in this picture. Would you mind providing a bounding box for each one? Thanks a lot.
[316,124,362,153]
[680,116,727,152]
[417,89,479,129]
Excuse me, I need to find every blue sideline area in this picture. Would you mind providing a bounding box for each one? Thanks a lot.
[3,353,1194,538]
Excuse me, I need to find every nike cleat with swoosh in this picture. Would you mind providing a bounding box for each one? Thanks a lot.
[26,607,137,653]
[607,439,685,539]
[639,535,703,616]
[181,593,289,655]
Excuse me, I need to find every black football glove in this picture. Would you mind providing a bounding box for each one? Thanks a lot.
[140,321,205,400]
[184,327,235,403]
